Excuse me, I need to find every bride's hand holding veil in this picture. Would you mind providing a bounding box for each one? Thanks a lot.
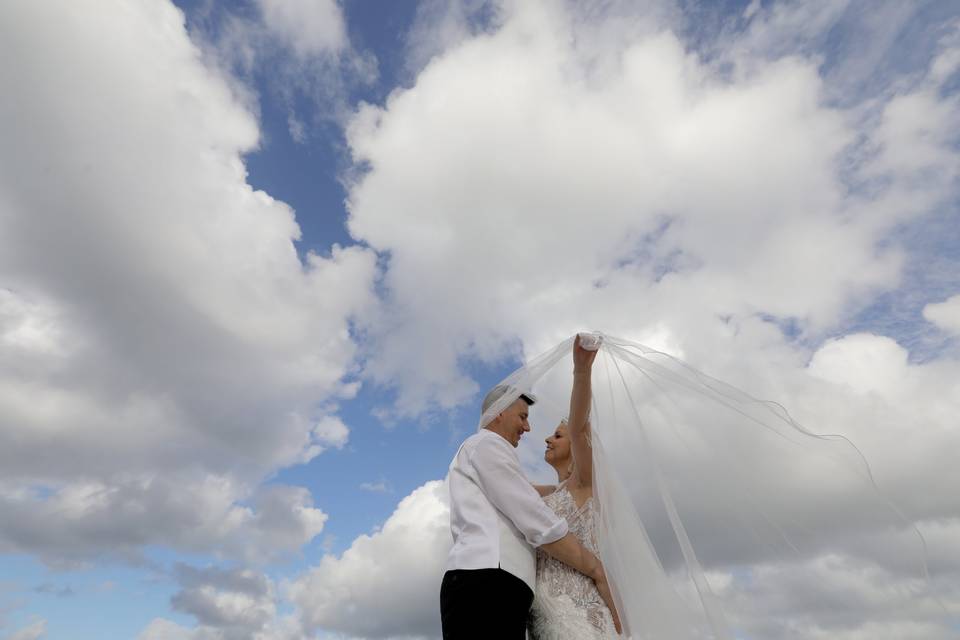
[573,333,600,362]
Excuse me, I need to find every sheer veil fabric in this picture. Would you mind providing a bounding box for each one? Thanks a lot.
[478,333,931,639]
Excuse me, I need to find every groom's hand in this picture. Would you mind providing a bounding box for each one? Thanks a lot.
[592,565,623,635]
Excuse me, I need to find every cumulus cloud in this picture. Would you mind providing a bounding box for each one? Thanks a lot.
[359,479,391,493]
[288,480,450,638]
[0,0,374,565]
[256,0,347,58]
[138,564,309,640]
[191,0,377,142]
[719,553,957,639]
[170,565,276,636]
[138,619,200,640]
[4,619,46,640]
[312,416,351,447]
[345,0,959,417]
[401,0,508,80]
[0,470,328,568]
[924,295,960,336]
[807,333,910,395]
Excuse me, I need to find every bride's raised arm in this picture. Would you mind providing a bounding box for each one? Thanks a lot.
[568,334,596,487]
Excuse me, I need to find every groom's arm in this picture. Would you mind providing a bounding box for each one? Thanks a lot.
[472,436,623,632]
[539,532,602,580]
[471,437,569,546]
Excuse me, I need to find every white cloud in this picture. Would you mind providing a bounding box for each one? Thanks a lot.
[924,295,960,336]
[4,619,46,640]
[138,619,201,640]
[0,290,64,356]
[256,0,347,59]
[401,0,504,80]
[0,474,328,566]
[138,565,310,640]
[345,0,959,418]
[720,554,958,639]
[359,480,391,493]
[170,565,275,636]
[807,333,910,395]
[0,0,375,565]
[193,0,377,145]
[311,416,350,451]
[288,480,450,638]
[720,0,853,69]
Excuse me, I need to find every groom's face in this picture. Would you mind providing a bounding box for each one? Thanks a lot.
[491,399,531,448]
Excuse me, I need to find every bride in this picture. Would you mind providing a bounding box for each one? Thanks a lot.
[529,335,620,639]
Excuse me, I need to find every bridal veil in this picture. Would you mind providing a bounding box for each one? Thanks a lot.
[477,333,932,639]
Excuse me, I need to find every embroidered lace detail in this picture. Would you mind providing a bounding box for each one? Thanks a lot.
[530,485,618,639]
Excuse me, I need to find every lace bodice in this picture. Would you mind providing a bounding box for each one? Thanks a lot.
[530,484,618,639]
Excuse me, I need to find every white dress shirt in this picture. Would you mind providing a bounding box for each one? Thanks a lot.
[446,429,569,592]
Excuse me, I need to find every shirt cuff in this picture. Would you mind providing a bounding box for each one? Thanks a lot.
[530,517,569,547]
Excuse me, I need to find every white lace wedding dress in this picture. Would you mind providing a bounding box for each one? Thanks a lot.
[530,482,619,639]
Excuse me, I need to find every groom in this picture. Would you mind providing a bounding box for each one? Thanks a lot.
[440,385,615,638]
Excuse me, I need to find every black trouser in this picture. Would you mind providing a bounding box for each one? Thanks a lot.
[440,568,534,639]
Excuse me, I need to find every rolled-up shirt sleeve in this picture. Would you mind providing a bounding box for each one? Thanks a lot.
[470,436,569,546]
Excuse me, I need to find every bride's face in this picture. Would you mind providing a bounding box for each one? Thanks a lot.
[544,422,571,466]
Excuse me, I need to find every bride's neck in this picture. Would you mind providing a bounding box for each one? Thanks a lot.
[552,462,572,483]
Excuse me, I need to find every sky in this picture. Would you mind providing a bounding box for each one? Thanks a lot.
[0,0,959,639]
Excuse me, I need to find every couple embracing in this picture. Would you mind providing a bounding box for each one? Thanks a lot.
[440,336,622,639]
